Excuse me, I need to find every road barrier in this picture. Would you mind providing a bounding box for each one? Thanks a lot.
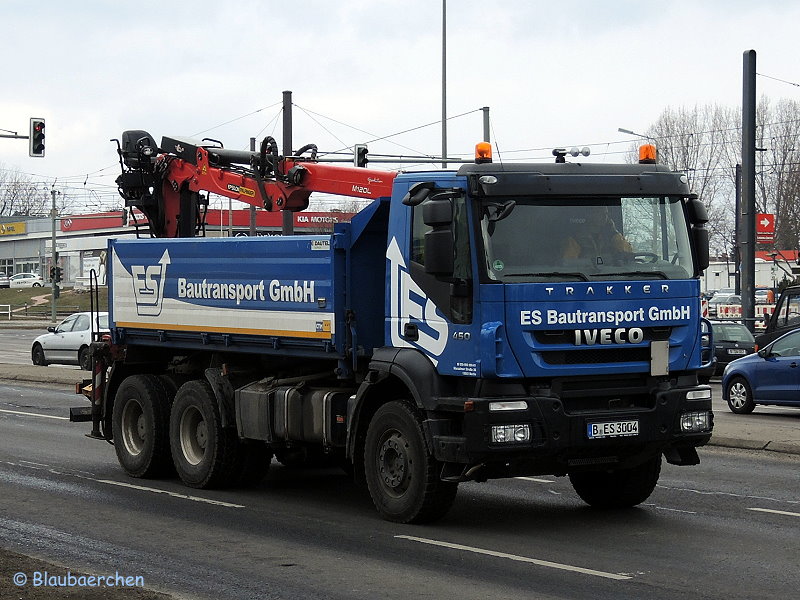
[0,305,9,320]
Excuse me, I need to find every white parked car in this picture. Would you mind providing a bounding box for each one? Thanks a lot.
[0,272,9,288]
[31,312,109,370]
[10,272,44,288]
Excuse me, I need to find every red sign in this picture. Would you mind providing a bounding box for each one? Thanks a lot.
[756,212,775,244]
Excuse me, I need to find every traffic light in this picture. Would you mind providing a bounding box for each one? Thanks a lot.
[53,266,62,283]
[354,144,368,168]
[29,118,45,157]
[49,266,55,281]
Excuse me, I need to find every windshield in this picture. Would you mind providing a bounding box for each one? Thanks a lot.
[480,196,695,282]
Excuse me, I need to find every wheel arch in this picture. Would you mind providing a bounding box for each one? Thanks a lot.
[346,348,443,482]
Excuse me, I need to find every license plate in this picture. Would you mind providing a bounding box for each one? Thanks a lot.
[728,349,747,355]
[587,420,639,439]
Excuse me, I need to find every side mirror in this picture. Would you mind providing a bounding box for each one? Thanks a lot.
[687,197,709,225]
[693,227,709,273]
[423,197,455,277]
[47,326,56,333]
[402,181,436,206]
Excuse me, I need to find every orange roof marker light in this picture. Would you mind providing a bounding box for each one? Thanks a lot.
[475,142,493,164]
[639,144,657,164]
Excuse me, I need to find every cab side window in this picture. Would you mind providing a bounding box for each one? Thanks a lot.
[410,195,473,324]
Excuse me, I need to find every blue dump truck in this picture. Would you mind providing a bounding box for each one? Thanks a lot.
[73,134,713,522]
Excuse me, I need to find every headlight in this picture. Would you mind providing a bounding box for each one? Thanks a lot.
[491,424,530,443]
[680,411,711,433]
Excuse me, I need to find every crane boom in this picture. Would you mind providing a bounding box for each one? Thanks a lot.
[114,131,396,238]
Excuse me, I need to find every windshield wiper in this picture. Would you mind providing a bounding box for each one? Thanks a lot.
[505,271,589,281]
[602,270,669,280]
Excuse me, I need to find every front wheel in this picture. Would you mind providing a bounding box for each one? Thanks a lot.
[569,454,662,509]
[31,343,47,366]
[726,376,755,414]
[364,401,457,523]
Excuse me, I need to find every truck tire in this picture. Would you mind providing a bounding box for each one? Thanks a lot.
[112,374,172,478]
[569,454,662,509]
[364,401,458,523]
[169,379,241,489]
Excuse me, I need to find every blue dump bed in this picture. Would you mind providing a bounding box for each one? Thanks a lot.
[109,234,351,358]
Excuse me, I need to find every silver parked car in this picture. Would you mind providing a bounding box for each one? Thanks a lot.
[31,312,109,370]
[10,272,44,288]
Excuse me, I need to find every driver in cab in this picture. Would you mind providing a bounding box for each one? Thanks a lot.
[562,205,632,262]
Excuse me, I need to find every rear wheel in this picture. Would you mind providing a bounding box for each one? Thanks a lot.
[112,374,172,478]
[364,401,458,523]
[569,454,662,509]
[78,346,92,371]
[170,380,241,489]
[31,343,47,366]
[726,376,755,414]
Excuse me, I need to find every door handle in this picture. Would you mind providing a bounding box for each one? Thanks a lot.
[791,362,798,368]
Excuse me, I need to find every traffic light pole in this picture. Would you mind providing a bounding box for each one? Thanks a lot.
[50,189,59,324]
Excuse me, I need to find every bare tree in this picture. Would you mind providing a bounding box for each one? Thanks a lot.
[640,98,800,256]
[0,165,50,216]
[642,105,736,256]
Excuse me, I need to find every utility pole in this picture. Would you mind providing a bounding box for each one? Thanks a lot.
[441,0,447,169]
[282,90,294,235]
[741,49,757,332]
[50,189,60,323]
[249,137,257,236]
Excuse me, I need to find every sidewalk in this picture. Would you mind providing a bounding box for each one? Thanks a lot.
[0,363,797,456]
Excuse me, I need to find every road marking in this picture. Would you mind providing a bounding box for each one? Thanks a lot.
[395,535,631,581]
[748,507,800,518]
[0,408,69,420]
[642,503,697,514]
[515,476,555,483]
[96,479,245,508]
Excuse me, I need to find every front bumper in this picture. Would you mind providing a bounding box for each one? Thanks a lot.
[427,384,713,479]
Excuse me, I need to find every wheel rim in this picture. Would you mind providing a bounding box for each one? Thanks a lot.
[120,398,146,456]
[729,381,748,409]
[377,431,411,497]
[179,405,208,466]
[32,346,43,364]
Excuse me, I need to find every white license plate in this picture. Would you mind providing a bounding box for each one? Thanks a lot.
[728,349,747,355]
[587,420,639,439]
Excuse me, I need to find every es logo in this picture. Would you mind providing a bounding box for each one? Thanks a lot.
[387,238,448,364]
[131,250,170,316]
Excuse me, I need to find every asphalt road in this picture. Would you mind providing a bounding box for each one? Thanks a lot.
[0,382,798,599]
[0,328,41,366]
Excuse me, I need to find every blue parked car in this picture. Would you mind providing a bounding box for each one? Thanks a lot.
[722,328,800,414]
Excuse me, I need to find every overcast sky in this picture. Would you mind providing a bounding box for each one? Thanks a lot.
[1,0,799,213]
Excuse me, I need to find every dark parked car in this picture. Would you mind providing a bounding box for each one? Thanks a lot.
[698,321,756,381]
[722,328,800,414]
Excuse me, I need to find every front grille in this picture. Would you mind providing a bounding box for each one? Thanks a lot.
[542,347,651,365]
